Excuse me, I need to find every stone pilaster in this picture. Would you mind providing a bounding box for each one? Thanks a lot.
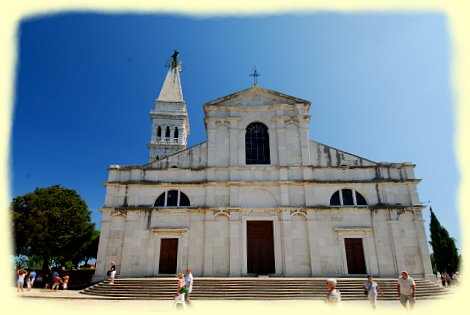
[281,211,293,275]
[203,213,214,276]
[415,214,436,281]
[306,220,322,276]
[229,213,242,276]
[92,219,111,281]
[387,220,405,277]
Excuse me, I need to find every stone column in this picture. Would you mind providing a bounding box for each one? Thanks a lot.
[92,219,111,281]
[203,212,214,276]
[273,218,283,275]
[187,217,199,274]
[229,186,239,207]
[281,211,293,275]
[387,220,405,277]
[229,213,242,276]
[371,211,388,277]
[304,185,315,206]
[364,230,379,275]
[153,235,162,275]
[179,231,189,272]
[229,120,240,167]
[298,118,311,165]
[275,120,287,166]
[306,219,322,276]
[238,124,245,166]
[119,221,136,277]
[415,213,436,281]
[206,121,217,167]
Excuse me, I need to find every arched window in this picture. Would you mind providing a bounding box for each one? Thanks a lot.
[165,126,170,138]
[330,191,340,206]
[330,189,367,206]
[157,126,162,138]
[174,127,179,139]
[245,122,270,164]
[155,193,165,206]
[154,190,191,207]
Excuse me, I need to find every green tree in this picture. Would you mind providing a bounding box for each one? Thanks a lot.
[81,229,100,265]
[11,185,95,271]
[70,228,100,267]
[429,207,460,274]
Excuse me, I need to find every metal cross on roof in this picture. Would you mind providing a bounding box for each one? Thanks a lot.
[249,66,260,85]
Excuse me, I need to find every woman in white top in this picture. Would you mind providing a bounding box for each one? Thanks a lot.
[363,275,384,309]
[17,269,26,292]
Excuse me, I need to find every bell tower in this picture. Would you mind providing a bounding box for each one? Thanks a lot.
[148,51,190,162]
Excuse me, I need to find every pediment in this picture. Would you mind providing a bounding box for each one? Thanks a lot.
[205,85,310,107]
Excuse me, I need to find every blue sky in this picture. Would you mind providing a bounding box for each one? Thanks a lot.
[12,12,459,248]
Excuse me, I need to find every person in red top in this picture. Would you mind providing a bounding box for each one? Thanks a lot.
[51,274,62,291]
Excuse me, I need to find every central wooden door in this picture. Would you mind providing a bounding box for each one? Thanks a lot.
[247,221,275,274]
[344,238,367,274]
[159,238,178,274]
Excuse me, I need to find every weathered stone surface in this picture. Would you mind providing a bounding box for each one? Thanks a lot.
[93,59,433,282]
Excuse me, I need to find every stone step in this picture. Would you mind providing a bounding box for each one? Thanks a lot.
[80,278,450,300]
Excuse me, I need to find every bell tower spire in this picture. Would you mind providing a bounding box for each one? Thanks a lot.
[148,50,190,162]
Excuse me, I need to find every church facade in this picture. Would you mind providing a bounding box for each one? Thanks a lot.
[94,54,434,281]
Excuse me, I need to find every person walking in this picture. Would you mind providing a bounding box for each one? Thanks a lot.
[184,268,193,306]
[44,270,51,289]
[436,272,442,287]
[51,273,62,291]
[325,278,341,305]
[108,262,116,284]
[445,273,452,288]
[28,270,36,290]
[62,273,70,290]
[50,269,59,289]
[173,273,187,309]
[363,275,384,309]
[441,272,447,287]
[17,268,27,292]
[398,271,416,310]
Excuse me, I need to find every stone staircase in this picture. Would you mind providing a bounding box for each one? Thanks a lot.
[80,277,451,300]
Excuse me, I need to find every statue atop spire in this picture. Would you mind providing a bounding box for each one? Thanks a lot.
[157,50,183,102]
[171,50,180,69]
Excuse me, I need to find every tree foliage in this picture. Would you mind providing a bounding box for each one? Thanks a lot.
[11,185,96,271]
[429,207,460,274]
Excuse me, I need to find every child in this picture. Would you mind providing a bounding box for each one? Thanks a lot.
[173,273,187,308]
[51,274,62,291]
[62,273,70,290]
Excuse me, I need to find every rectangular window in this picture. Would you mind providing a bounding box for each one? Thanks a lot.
[167,190,178,207]
[342,189,354,205]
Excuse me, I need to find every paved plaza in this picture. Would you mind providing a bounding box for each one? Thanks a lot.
[9,287,459,315]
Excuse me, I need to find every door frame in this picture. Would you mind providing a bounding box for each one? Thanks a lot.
[334,227,374,276]
[344,238,367,274]
[159,238,179,274]
[152,228,188,275]
[246,220,275,274]
[241,216,282,275]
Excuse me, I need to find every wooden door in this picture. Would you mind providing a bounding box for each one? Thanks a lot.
[247,221,275,274]
[159,238,178,274]
[345,238,367,274]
